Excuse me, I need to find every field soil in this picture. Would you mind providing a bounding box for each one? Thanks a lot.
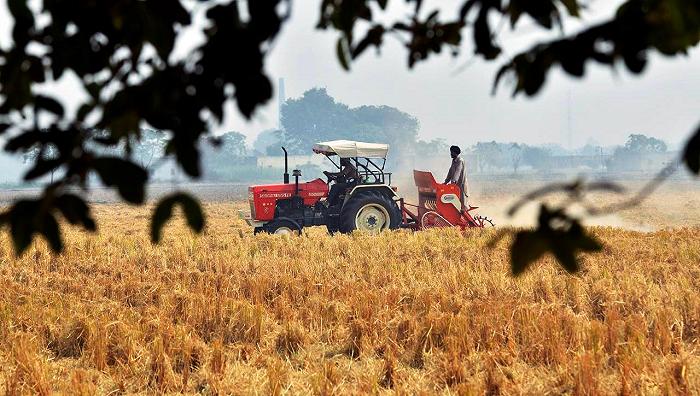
[0,187,699,393]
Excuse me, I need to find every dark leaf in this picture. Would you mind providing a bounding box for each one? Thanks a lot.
[560,0,581,17]
[560,44,586,77]
[493,63,512,95]
[151,197,176,243]
[151,193,205,243]
[352,25,384,58]
[413,0,423,13]
[7,200,39,255]
[180,194,205,234]
[93,157,148,204]
[522,61,546,96]
[567,221,603,252]
[234,74,273,120]
[167,138,201,177]
[337,37,351,71]
[577,231,603,252]
[549,238,579,273]
[473,8,501,60]
[55,194,96,231]
[0,123,11,134]
[76,103,95,122]
[35,95,65,118]
[459,0,478,21]
[5,130,41,152]
[510,230,548,276]
[38,212,63,253]
[549,222,601,273]
[683,124,700,174]
[85,83,103,99]
[519,0,559,29]
[623,51,647,74]
[546,217,602,273]
[8,0,34,46]
[24,158,63,180]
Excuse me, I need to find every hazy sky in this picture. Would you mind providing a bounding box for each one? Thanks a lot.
[1,0,699,149]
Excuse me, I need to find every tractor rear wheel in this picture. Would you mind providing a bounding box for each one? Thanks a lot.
[339,191,401,234]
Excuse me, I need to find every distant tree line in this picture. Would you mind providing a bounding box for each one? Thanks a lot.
[470,134,672,174]
[97,119,670,181]
[254,91,673,175]
[63,105,668,182]
[122,130,251,175]
[21,128,256,183]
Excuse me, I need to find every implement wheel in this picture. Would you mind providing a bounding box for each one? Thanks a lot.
[339,191,401,234]
[474,215,495,227]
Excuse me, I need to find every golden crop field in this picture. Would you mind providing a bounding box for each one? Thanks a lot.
[0,184,699,395]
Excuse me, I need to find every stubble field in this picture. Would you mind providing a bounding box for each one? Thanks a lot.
[0,179,699,395]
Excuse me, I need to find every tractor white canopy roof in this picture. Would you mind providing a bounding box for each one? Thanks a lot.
[312,140,389,158]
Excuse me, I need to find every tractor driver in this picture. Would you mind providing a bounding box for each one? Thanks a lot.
[324,158,358,206]
[445,145,469,209]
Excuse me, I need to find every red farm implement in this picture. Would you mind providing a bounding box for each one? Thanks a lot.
[399,170,494,231]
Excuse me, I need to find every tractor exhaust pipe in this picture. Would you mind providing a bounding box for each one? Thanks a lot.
[282,146,289,184]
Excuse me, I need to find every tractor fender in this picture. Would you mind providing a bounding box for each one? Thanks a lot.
[271,217,303,232]
[344,184,399,204]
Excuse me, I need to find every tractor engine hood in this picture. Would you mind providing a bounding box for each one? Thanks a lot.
[248,178,328,221]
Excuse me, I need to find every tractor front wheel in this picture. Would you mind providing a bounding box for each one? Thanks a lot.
[263,219,302,235]
[339,191,401,234]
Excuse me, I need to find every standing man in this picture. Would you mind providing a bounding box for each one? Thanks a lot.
[444,145,469,209]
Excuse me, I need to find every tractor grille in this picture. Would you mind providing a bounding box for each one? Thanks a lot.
[248,191,256,219]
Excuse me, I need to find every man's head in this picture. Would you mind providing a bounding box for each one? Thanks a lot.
[340,158,351,166]
[450,145,461,159]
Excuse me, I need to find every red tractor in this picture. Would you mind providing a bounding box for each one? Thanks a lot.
[239,140,492,234]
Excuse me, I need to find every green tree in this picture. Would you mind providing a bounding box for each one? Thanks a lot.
[0,0,697,270]
[279,88,419,158]
[622,134,668,153]
[130,129,168,170]
[472,141,505,173]
[253,129,282,155]
[353,105,420,161]
[508,143,524,174]
[521,146,553,171]
[201,131,248,173]
[415,138,449,157]
[280,88,356,154]
[608,134,669,171]
[22,140,60,182]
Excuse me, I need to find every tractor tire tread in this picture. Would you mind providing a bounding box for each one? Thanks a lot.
[338,190,401,234]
